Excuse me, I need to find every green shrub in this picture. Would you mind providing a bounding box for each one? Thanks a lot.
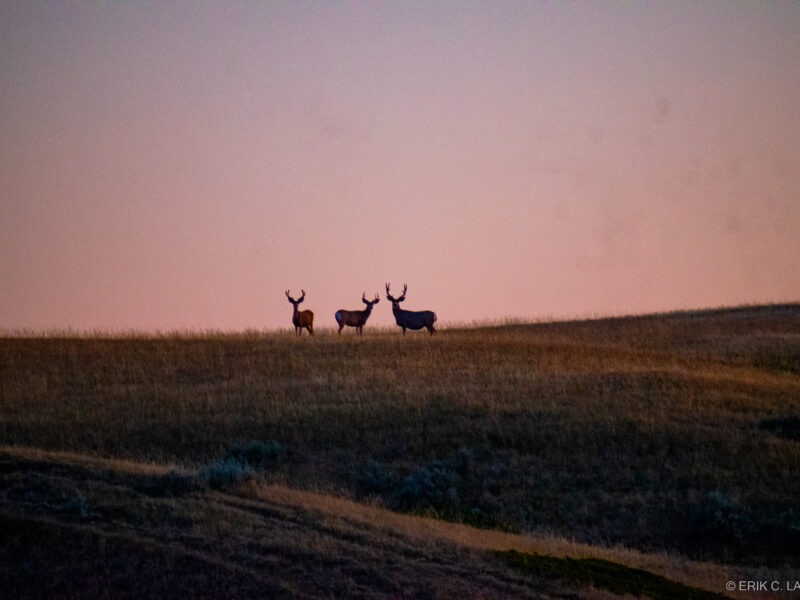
[199,457,255,489]
[58,493,89,519]
[689,491,755,543]
[781,507,800,532]
[394,461,458,510]
[352,458,396,496]
[199,439,285,489]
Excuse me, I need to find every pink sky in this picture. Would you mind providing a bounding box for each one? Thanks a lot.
[2,1,799,331]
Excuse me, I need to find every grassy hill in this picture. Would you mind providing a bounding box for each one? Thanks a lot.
[2,303,799,597]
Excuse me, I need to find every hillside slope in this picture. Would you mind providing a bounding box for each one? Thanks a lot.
[2,303,799,596]
[1,446,746,599]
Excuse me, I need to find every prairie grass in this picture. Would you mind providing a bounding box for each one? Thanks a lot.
[1,445,786,599]
[2,303,799,571]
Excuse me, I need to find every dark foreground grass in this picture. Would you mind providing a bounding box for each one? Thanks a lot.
[497,549,727,600]
[2,303,799,569]
[1,448,637,599]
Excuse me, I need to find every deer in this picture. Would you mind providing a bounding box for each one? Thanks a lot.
[334,293,380,335]
[385,283,437,335]
[285,289,314,336]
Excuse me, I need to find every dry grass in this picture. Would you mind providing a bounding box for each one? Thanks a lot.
[2,303,799,596]
[0,444,773,599]
[1,445,625,599]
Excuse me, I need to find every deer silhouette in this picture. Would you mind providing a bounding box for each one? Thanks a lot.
[285,289,314,336]
[335,293,380,335]
[385,283,437,335]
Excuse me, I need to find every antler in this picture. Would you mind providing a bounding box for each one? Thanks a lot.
[373,292,380,303]
[298,289,305,303]
[285,290,293,301]
[386,283,406,303]
[362,292,368,304]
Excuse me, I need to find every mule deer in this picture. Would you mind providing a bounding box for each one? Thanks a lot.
[285,289,314,336]
[335,293,380,335]
[385,283,437,335]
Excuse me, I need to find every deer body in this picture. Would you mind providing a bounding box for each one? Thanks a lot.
[385,283,437,335]
[286,290,314,336]
[335,293,380,335]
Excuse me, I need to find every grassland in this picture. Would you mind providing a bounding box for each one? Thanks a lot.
[2,303,799,598]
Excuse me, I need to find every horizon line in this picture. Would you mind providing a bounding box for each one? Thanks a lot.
[2,301,797,339]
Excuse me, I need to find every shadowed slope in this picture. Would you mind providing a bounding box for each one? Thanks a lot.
[0,446,752,599]
[1,303,799,591]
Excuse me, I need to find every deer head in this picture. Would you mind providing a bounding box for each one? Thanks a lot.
[385,283,407,305]
[285,289,306,306]
[362,292,380,313]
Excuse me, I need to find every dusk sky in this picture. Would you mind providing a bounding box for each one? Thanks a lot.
[2,1,799,331]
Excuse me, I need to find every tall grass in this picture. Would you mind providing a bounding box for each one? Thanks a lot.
[2,303,799,566]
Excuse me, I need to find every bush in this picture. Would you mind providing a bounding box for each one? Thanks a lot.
[394,461,459,510]
[348,448,516,530]
[781,507,800,532]
[58,493,89,519]
[352,459,396,496]
[200,457,255,489]
[199,439,286,489]
[689,491,755,543]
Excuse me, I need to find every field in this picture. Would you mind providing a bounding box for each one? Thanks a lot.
[2,304,799,598]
